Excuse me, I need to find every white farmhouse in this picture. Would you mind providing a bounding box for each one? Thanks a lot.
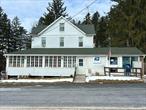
[5,16,145,79]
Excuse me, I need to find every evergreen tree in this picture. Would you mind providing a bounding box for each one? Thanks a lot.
[108,0,146,53]
[82,13,92,24]
[0,7,11,53]
[11,16,27,51]
[39,0,67,26]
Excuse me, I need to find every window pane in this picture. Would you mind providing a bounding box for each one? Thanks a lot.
[60,23,64,31]
[68,56,72,67]
[42,37,46,47]
[21,56,25,67]
[35,56,38,67]
[45,56,48,67]
[60,37,64,47]
[39,56,42,67]
[17,56,20,67]
[13,56,16,67]
[79,37,83,47]
[79,59,83,66]
[58,56,61,67]
[73,56,76,67]
[9,56,13,67]
[63,56,67,67]
[110,57,118,65]
[27,56,30,67]
[31,56,34,67]
[53,56,57,67]
[49,56,53,67]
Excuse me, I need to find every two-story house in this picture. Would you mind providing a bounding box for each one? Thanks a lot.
[5,16,145,79]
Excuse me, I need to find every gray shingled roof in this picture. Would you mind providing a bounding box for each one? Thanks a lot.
[6,47,144,55]
[31,24,95,35]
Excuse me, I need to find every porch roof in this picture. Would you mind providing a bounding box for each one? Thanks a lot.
[6,47,144,55]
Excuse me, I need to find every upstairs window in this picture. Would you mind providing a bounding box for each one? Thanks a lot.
[60,37,64,47]
[60,23,64,31]
[79,37,83,47]
[42,37,46,47]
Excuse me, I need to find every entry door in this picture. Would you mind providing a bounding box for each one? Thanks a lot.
[122,57,130,67]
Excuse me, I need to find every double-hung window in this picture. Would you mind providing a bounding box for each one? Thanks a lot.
[79,59,83,66]
[79,37,83,47]
[60,37,64,47]
[42,37,46,47]
[60,23,64,31]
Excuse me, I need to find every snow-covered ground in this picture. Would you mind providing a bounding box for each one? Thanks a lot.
[86,76,141,82]
[0,78,73,83]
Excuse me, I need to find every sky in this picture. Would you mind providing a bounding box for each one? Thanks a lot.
[0,0,116,32]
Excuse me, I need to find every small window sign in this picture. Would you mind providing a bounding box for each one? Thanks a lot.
[93,57,100,64]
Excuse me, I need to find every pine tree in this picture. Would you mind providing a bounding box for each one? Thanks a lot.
[39,0,67,26]
[82,13,92,24]
[11,16,27,51]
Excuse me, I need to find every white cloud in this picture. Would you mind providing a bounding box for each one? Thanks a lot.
[0,0,115,32]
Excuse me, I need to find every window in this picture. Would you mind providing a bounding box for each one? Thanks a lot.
[110,57,118,65]
[35,56,39,67]
[58,56,61,67]
[45,56,49,67]
[27,56,30,67]
[9,56,13,67]
[63,56,67,67]
[53,56,57,67]
[49,56,53,67]
[79,37,83,47]
[68,56,72,67]
[21,56,25,67]
[39,56,42,67]
[60,37,64,47]
[60,23,64,31]
[31,56,35,67]
[42,37,46,47]
[79,59,83,66]
[73,56,76,67]
[17,56,20,67]
[13,56,16,67]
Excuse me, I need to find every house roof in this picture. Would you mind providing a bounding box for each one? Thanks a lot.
[6,47,144,55]
[31,17,95,35]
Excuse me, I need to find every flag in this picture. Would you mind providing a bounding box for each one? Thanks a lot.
[108,47,111,60]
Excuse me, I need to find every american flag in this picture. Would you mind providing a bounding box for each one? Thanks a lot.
[108,47,111,60]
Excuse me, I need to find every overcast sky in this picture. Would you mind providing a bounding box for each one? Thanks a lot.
[0,0,115,32]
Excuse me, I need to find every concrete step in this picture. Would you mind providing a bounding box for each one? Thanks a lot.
[73,74,86,83]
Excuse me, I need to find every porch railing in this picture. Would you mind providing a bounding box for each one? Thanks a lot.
[104,67,142,79]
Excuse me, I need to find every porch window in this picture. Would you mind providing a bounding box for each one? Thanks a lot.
[60,23,64,31]
[45,56,49,67]
[79,59,83,66]
[79,37,83,47]
[60,37,64,47]
[13,56,16,67]
[39,56,42,67]
[63,56,67,67]
[35,56,39,67]
[31,56,35,67]
[58,56,61,67]
[21,56,25,67]
[49,56,53,67]
[9,56,13,67]
[27,56,30,67]
[42,37,46,47]
[53,56,57,67]
[17,56,20,67]
[110,57,118,65]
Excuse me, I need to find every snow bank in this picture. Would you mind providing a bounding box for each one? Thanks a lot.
[86,76,141,82]
[0,78,73,83]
